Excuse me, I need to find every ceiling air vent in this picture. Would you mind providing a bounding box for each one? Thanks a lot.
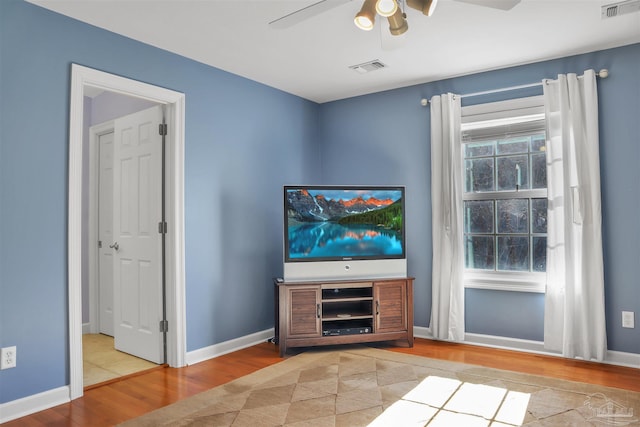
[602,0,640,18]
[349,60,387,74]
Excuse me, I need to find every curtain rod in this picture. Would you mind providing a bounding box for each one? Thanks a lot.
[420,68,609,106]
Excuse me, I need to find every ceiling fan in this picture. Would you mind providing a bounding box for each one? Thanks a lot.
[269,0,521,36]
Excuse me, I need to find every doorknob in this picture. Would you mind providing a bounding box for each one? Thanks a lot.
[109,242,120,251]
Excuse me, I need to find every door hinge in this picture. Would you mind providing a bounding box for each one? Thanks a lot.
[158,221,168,234]
[159,123,168,136]
[159,320,169,333]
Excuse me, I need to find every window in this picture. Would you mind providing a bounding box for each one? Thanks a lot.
[461,96,546,292]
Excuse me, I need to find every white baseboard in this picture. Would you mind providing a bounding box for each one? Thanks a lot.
[0,386,69,424]
[414,327,640,369]
[414,327,548,354]
[185,328,275,366]
[605,349,640,368]
[82,323,91,334]
[464,332,551,355]
[413,326,431,339]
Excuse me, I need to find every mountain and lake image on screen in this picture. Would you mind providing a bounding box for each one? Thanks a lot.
[285,187,405,261]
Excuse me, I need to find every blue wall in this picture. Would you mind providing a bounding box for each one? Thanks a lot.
[0,0,319,403]
[320,43,640,352]
[1,0,639,407]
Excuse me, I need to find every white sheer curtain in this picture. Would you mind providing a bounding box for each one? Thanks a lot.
[429,94,465,341]
[543,70,607,361]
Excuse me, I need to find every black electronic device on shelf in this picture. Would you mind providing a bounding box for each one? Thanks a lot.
[322,319,372,336]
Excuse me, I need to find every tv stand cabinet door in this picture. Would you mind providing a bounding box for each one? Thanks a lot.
[374,280,408,333]
[285,286,321,338]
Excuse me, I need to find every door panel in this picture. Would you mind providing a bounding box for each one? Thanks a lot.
[113,105,164,364]
[288,287,321,337]
[374,280,407,333]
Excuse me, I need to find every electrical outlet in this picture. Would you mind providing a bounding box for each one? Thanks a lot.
[622,311,635,329]
[1,346,17,369]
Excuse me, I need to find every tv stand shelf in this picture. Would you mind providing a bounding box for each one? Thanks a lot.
[274,277,414,357]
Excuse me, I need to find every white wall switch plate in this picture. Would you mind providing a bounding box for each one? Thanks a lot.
[622,311,635,328]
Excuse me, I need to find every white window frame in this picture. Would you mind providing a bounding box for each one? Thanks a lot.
[461,96,547,293]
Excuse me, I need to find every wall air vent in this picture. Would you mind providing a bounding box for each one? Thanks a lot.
[602,0,640,18]
[349,60,387,74]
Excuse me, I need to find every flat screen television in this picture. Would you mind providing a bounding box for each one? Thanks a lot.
[283,185,407,282]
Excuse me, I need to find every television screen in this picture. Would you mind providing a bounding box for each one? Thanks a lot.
[284,186,405,262]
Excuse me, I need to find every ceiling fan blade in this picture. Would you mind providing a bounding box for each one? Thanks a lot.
[269,0,352,29]
[454,0,521,11]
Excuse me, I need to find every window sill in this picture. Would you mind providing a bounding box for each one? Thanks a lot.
[464,271,546,293]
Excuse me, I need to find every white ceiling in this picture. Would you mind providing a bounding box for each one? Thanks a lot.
[27,0,640,103]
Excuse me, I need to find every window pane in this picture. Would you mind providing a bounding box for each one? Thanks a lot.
[464,201,494,233]
[465,158,494,192]
[497,137,528,155]
[531,135,546,152]
[497,236,529,271]
[497,199,529,233]
[465,141,495,158]
[531,153,546,188]
[465,236,495,270]
[497,155,528,191]
[461,115,546,278]
[531,198,547,234]
[533,236,546,272]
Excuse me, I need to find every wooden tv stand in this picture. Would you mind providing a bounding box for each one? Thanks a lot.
[274,277,414,357]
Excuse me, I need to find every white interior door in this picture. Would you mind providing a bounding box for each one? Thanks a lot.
[112,105,165,364]
[98,131,115,336]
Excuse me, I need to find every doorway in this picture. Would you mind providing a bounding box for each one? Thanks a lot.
[84,104,165,385]
[68,64,187,400]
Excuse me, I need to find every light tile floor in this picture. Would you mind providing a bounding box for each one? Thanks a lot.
[83,333,158,387]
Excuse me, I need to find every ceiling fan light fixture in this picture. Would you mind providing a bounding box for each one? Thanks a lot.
[387,8,408,35]
[424,0,439,16]
[376,0,398,17]
[354,0,377,30]
[407,0,438,16]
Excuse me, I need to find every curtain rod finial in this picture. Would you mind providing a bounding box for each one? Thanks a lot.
[420,98,429,106]
[598,69,609,79]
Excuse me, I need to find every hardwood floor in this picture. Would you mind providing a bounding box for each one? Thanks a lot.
[5,338,640,426]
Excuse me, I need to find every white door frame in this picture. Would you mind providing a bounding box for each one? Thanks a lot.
[68,64,186,400]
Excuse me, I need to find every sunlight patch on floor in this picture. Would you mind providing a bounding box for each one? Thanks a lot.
[368,375,531,427]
